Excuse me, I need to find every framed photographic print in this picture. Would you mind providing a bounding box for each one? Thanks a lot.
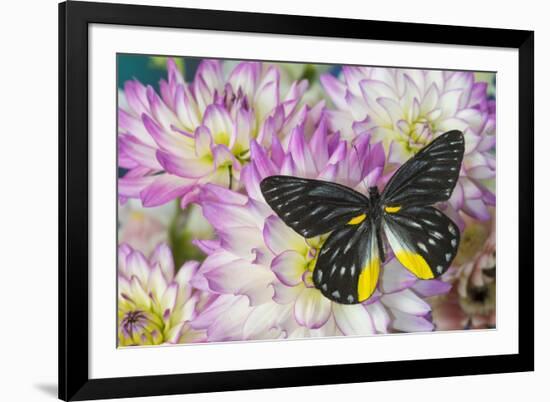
[59,1,534,400]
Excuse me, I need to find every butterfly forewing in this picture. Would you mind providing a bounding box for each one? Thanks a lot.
[382,206,460,279]
[260,176,368,238]
[312,221,380,304]
[381,130,465,207]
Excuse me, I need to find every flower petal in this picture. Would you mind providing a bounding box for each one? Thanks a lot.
[461,177,483,200]
[160,283,179,316]
[271,250,307,286]
[412,279,452,298]
[202,104,235,147]
[254,66,280,121]
[288,125,317,177]
[126,250,151,281]
[272,281,304,304]
[142,113,191,154]
[118,172,155,199]
[219,226,264,259]
[194,126,213,158]
[205,296,251,341]
[205,260,275,306]
[379,258,417,293]
[150,243,175,281]
[365,302,390,333]
[332,303,375,335]
[156,150,214,178]
[229,62,261,100]
[202,201,260,230]
[263,215,308,256]
[174,85,201,131]
[140,174,195,207]
[392,310,434,332]
[320,73,348,110]
[147,263,168,301]
[463,198,491,221]
[243,302,286,340]
[382,289,431,316]
[294,287,332,329]
[119,135,162,170]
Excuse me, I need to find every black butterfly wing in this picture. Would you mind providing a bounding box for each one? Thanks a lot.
[312,220,380,304]
[382,205,460,279]
[381,130,465,207]
[260,176,369,238]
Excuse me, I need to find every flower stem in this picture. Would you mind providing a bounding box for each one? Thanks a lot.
[228,165,233,190]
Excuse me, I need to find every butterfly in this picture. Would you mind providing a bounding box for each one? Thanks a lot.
[260,130,465,305]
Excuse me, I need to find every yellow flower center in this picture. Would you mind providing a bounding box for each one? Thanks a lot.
[118,303,165,346]
[399,116,437,155]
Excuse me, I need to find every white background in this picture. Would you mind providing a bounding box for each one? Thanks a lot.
[0,0,544,401]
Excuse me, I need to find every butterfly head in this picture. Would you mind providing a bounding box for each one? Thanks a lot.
[368,186,381,207]
[368,186,380,199]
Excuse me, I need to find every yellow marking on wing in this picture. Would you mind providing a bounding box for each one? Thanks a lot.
[357,258,380,302]
[395,251,434,279]
[347,214,367,225]
[384,206,402,213]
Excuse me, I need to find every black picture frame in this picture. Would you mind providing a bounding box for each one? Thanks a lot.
[59,1,534,400]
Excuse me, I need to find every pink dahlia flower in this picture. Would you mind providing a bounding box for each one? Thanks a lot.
[118,242,208,345]
[118,200,176,255]
[190,120,451,341]
[321,67,496,221]
[431,210,496,330]
[118,58,322,208]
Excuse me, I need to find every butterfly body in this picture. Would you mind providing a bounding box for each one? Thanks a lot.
[260,130,465,305]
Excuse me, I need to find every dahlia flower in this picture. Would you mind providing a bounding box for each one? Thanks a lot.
[431,210,496,330]
[118,199,175,255]
[321,67,496,221]
[223,60,333,106]
[118,243,206,346]
[191,120,451,340]
[118,58,322,208]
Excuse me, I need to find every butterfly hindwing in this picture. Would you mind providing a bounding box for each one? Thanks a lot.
[382,205,460,279]
[312,221,380,304]
[260,175,368,238]
[381,130,465,207]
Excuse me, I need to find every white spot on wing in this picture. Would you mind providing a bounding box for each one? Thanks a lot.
[332,290,341,299]
[316,270,323,282]
[448,224,456,235]
[451,239,457,247]
[417,242,428,253]
[428,238,436,246]
[407,220,423,230]
[436,265,443,274]
[445,253,452,262]
[430,230,444,240]
[347,295,355,303]
[340,267,346,276]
